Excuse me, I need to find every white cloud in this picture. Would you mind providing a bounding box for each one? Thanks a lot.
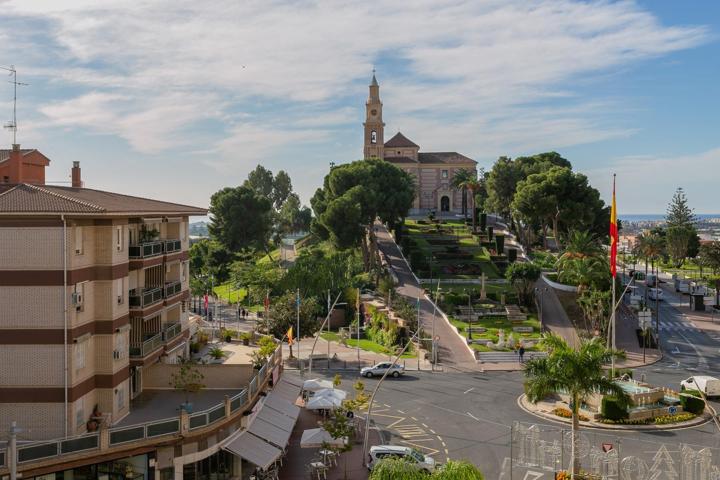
[587,147,720,213]
[0,0,712,205]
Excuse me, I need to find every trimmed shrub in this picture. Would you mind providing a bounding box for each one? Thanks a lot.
[495,234,505,253]
[508,248,517,263]
[487,226,494,239]
[601,396,628,421]
[479,213,487,232]
[681,393,706,414]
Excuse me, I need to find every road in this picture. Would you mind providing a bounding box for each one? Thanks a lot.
[299,364,720,479]
[375,224,478,369]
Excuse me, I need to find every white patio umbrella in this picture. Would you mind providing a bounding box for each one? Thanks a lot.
[306,394,342,411]
[300,428,347,448]
[314,388,347,401]
[303,379,334,392]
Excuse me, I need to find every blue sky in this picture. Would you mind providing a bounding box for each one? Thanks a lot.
[1,0,718,214]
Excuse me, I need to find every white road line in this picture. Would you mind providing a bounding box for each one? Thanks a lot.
[467,412,480,421]
[464,387,475,394]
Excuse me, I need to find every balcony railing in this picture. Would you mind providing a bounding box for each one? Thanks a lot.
[129,332,164,358]
[129,287,164,309]
[164,239,182,254]
[164,281,182,298]
[11,344,282,466]
[162,322,182,342]
[128,241,164,259]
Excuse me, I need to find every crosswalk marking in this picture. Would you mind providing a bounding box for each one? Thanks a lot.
[657,321,700,332]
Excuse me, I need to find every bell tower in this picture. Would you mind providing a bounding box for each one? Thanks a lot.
[363,71,385,159]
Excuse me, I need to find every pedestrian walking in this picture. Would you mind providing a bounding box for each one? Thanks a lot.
[518,345,525,363]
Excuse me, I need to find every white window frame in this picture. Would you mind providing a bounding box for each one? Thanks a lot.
[116,226,123,252]
[75,341,86,371]
[117,277,124,305]
[75,398,85,427]
[74,282,86,312]
[442,170,448,179]
[74,226,83,255]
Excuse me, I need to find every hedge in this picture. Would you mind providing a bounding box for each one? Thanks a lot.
[680,392,706,414]
[601,396,628,421]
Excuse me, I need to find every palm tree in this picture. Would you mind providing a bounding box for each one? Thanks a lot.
[451,169,475,218]
[556,231,603,271]
[463,178,483,232]
[524,334,629,478]
[557,256,610,293]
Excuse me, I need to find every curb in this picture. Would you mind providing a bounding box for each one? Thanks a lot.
[517,394,712,431]
[384,226,477,364]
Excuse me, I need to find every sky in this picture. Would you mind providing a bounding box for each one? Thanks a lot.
[0,0,718,215]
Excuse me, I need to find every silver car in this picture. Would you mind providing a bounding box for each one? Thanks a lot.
[360,362,405,378]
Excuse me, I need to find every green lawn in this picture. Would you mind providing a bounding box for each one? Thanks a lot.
[256,247,281,265]
[320,332,416,359]
[449,313,542,352]
[213,283,247,304]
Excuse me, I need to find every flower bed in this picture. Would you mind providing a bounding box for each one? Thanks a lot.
[599,412,696,425]
[553,407,589,422]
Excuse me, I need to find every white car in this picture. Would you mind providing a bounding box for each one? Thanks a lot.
[368,445,436,472]
[681,376,720,398]
[360,362,405,378]
[647,288,664,301]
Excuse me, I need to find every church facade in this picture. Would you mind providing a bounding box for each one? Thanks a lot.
[362,74,477,216]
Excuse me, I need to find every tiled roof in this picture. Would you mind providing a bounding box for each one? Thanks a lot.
[384,132,419,148]
[418,152,476,165]
[0,183,207,215]
[384,156,418,164]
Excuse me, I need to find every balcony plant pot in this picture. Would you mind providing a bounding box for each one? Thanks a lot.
[225,335,232,343]
[86,419,99,432]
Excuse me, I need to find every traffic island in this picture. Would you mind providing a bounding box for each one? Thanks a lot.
[517,394,712,431]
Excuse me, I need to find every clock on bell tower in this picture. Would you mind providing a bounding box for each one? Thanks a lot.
[363,71,385,159]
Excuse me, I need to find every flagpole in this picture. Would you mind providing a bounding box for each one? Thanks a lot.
[610,173,617,379]
[296,288,302,373]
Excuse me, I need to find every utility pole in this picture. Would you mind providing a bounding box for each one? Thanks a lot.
[431,282,441,371]
[296,288,302,374]
[327,289,331,370]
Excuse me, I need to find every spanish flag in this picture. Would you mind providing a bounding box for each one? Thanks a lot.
[609,174,618,278]
[287,326,294,346]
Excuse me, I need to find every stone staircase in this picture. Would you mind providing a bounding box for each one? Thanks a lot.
[477,351,547,363]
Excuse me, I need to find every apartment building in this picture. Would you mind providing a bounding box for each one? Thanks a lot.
[0,145,207,440]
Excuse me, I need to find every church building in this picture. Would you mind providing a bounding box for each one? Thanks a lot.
[362,73,477,216]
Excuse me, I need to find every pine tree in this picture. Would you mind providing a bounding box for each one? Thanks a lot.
[666,187,696,228]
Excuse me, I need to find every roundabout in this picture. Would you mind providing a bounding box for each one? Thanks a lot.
[517,393,713,431]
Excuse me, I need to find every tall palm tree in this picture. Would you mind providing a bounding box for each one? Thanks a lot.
[451,168,475,218]
[463,178,482,232]
[557,256,610,293]
[524,334,629,479]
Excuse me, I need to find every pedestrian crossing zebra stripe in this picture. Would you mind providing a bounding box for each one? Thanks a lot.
[658,321,700,332]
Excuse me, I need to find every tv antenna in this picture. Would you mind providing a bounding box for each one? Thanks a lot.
[1,65,29,144]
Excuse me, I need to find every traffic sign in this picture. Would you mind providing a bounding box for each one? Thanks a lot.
[668,406,677,415]
[602,443,613,453]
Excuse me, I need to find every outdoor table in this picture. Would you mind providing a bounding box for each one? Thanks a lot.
[309,462,328,480]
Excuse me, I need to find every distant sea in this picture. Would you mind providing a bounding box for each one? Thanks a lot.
[620,214,720,222]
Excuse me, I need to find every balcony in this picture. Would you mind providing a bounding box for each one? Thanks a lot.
[164,281,182,299]
[128,241,164,259]
[162,322,182,342]
[129,287,164,309]
[164,239,182,254]
[129,332,164,358]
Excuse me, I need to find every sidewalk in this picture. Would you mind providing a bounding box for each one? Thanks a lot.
[279,403,380,480]
[281,337,436,372]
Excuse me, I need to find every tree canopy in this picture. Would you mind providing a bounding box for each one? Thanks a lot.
[311,158,415,266]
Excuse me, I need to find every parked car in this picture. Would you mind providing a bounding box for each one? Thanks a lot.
[368,445,436,472]
[681,376,720,398]
[647,288,664,301]
[646,274,660,286]
[360,362,405,378]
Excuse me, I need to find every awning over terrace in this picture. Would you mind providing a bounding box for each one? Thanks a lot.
[224,431,282,470]
[223,375,301,470]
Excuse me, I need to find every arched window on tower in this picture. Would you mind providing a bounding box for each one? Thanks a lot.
[371,130,377,144]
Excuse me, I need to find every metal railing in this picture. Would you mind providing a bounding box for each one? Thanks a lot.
[163,322,182,342]
[164,239,182,254]
[164,281,182,298]
[128,241,164,259]
[129,287,164,309]
[8,344,281,468]
[129,332,164,358]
